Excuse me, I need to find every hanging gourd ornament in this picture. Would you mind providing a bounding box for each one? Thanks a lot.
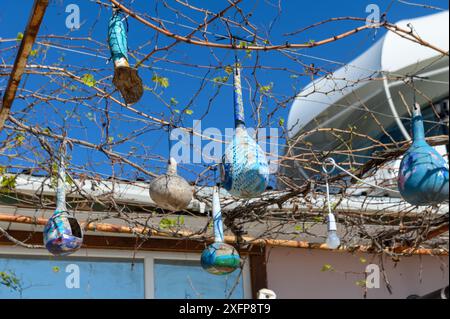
[108,8,143,105]
[43,143,83,256]
[149,157,193,211]
[398,105,449,206]
[201,186,241,275]
[221,64,269,198]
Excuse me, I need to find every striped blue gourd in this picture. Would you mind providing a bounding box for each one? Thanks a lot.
[201,187,241,275]
[107,10,143,105]
[221,65,269,198]
[43,145,83,256]
[108,11,129,66]
[398,106,449,206]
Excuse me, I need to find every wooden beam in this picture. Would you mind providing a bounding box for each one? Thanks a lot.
[0,0,48,131]
[0,213,447,256]
[425,224,449,241]
[0,230,267,256]
[249,247,268,298]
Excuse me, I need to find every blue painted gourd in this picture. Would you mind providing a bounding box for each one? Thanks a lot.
[43,210,83,256]
[149,157,193,211]
[108,10,143,105]
[201,187,241,275]
[398,106,449,206]
[221,65,269,198]
[43,148,83,256]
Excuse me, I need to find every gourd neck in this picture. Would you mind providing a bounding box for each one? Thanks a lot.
[56,144,66,212]
[108,12,129,63]
[412,108,426,143]
[212,186,224,243]
[233,66,246,129]
[167,157,178,175]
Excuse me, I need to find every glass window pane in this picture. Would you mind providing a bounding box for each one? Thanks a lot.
[154,259,244,299]
[0,255,145,299]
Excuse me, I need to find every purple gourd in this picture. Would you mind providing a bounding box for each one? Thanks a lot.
[201,186,241,275]
[397,105,449,206]
[221,63,269,198]
[43,143,83,256]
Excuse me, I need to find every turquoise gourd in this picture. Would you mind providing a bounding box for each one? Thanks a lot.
[221,65,269,198]
[43,146,83,256]
[201,187,241,275]
[108,9,143,105]
[398,106,449,206]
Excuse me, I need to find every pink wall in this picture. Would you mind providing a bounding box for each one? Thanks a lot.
[266,247,449,299]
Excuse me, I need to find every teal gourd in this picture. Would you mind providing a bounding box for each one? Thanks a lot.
[221,65,269,198]
[108,9,143,105]
[397,106,449,206]
[201,187,241,275]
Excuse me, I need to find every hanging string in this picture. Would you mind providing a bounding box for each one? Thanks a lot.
[323,157,401,194]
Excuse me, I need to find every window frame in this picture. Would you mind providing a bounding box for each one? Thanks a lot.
[0,246,252,299]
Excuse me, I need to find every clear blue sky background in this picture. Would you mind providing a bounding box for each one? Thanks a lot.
[1,0,448,184]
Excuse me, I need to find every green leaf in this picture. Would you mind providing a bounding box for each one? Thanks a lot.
[16,32,23,41]
[184,109,193,115]
[30,49,39,57]
[224,65,233,75]
[0,271,21,291]
[170,97,178,106]
[321,264,334,272]
[15,134,25,145]
[313,216,324,223]
[356,280,366,287]
[81,73,96,87]
[1,176,16,190]
[52,266,60,273]
[359,257,367,264]
[159,218,177,229]
[294,225,303,232]
[152,74,169,88]
[238,41,248,49]
[259,82,273,93]
[278,117,285,127]
[212,76,229,85]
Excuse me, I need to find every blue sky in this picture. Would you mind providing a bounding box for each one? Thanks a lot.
[1,0,448,184]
